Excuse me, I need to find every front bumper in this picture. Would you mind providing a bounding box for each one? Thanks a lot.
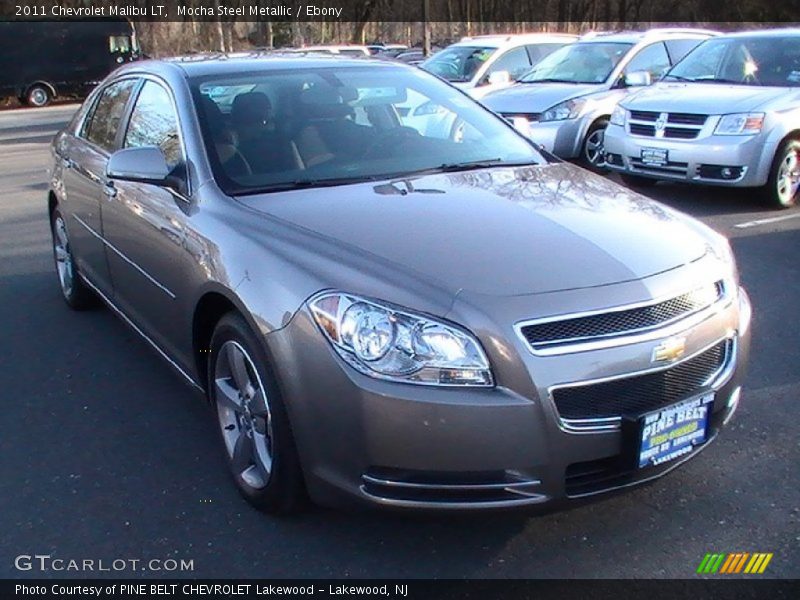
[265,286,751,511]
[604,123,774,187]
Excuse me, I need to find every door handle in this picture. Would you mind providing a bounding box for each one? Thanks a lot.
[61,157,73,169]
[103,182,117,199]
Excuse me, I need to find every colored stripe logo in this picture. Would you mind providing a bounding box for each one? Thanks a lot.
[697,552,773,574]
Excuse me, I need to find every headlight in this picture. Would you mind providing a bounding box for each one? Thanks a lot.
[610,105,627,127]
[706,230,739,291]
[540,98,587,122]
[714,113,764,136]
[309,292,493,387]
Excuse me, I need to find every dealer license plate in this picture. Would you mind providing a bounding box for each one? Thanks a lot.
[640,147,668,167]
[638,393,713,469]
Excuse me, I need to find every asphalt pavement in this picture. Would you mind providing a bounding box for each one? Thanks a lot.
[0,105,798,579]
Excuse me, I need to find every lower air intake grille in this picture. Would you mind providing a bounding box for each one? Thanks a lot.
[552,340,728,420]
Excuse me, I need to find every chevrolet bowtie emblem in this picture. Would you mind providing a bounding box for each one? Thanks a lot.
[652,337,687,362]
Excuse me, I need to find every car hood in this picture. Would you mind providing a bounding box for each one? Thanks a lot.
[482,83,605,113]
[623,82,796,113]
[236,163,709,298]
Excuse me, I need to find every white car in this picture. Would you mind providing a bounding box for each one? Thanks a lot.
[421,33,577,99]
[286,45,371,57]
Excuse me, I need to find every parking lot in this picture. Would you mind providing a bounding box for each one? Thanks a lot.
[0,104,797,578]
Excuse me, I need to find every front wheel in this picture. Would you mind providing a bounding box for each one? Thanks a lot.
[763,139,800,209]
[581,119,609,172]
[50,208,97,310]
[25,84,51,107]
[209,313,305,513]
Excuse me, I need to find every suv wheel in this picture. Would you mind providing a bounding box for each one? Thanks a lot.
[50,208,97,310]
[209,313,305,513]
[581,119,609,172]
[764,139,800,209]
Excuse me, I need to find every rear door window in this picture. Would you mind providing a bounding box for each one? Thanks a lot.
[83,79,138,153]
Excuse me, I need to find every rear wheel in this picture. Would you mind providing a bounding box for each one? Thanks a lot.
[25,84,51,108]
[209,313,305,513]
[620,173,658,188]
[763,139,800,209]
[581,119,609,172]
[50,208,97,310]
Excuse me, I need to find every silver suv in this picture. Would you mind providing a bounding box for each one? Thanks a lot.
[605,29,800,208]
[481,29,717,170]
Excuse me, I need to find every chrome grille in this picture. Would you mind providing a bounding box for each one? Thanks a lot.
[627,111,708,139]
[520,282,723,350]
[552,340,728,420]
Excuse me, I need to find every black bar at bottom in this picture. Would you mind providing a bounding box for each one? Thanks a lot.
[3,579,799,600]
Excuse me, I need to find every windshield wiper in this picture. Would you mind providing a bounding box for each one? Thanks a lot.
[701,78,754,85]
[403,158,539,177]
[664,74,696,82]
[519,78,577,84]
[236,176,379,195]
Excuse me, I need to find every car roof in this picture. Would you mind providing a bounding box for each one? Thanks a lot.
[119,53,407,80]
[451,33,578,49]
[717,27,800,39]
[578,28,718,45]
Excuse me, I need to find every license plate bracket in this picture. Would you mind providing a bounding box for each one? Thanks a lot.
[635,393,714,469]
[640,147,669,167]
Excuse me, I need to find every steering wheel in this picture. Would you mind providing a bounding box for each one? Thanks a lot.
[362,127,421,158]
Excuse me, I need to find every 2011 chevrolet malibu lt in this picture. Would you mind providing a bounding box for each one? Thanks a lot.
[48,55,751,513]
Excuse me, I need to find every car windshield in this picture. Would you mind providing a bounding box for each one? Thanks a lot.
[665,35,800,87]
[518,42,633,84]
[192,65,543,195]
[420,46,496,82]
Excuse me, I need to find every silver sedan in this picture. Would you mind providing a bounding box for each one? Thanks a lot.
[48,55,751,513]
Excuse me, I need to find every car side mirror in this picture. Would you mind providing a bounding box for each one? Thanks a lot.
[106,146,171,186]
[487,70,512,86]
[624,70,652,87]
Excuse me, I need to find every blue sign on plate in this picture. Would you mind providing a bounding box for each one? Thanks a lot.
[638,393,713,468]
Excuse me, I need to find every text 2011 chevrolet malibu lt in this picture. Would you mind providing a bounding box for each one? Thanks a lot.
[48,56,751,513]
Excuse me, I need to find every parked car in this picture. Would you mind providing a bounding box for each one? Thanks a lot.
[393,49,427,65]
[481,28,717,170]
[367,44,408,57]
[49,55,750,513]
[285,45,371,57]
[421,33,578,99]
[605,29,800,208]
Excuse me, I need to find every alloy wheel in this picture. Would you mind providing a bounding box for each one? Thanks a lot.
[53,216,74,298]
[214,340,274,490]
[584,128,607,169]
[776,148,800,206]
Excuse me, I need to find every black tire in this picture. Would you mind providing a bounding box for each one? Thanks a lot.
[25,84,51,108]
[762,139,800,209]
[620,173,658,188]
[580,118,609,172]
[50,207,98,310]
[208,312,305,514]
